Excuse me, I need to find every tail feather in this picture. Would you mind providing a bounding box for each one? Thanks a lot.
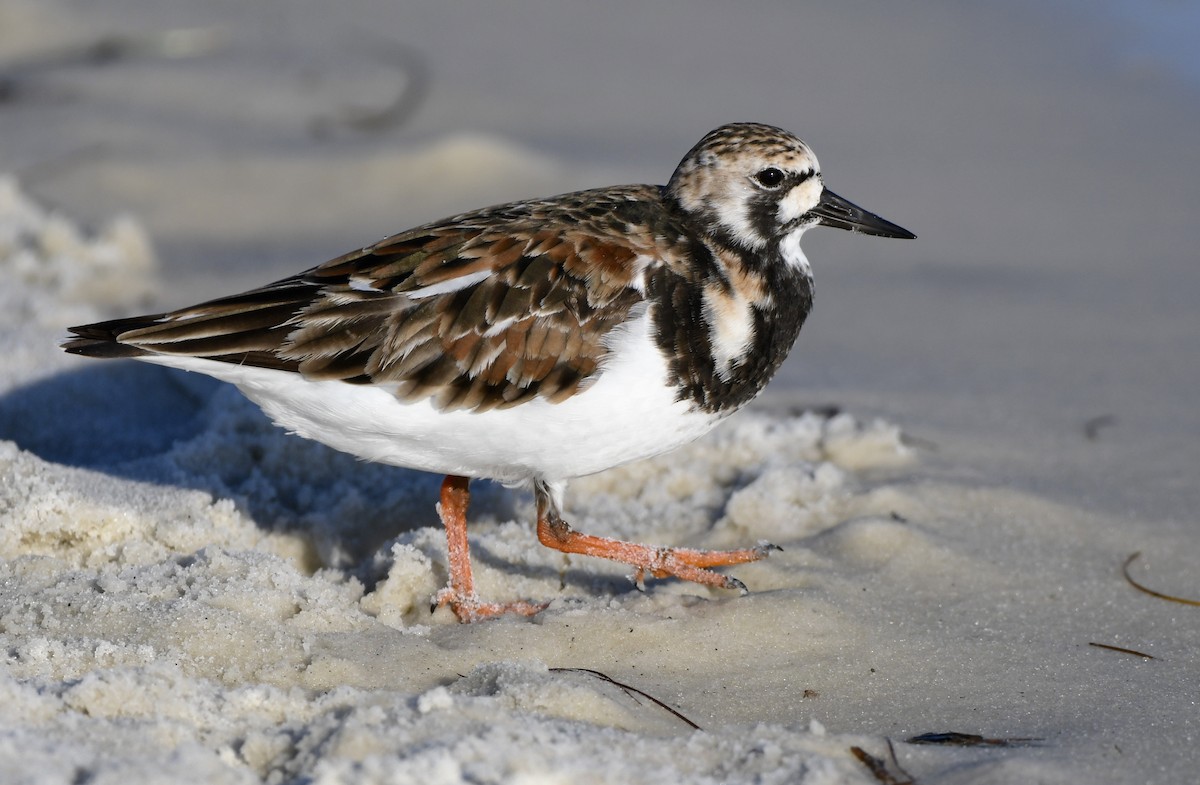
[62,315,168,358]
[61,281,317,363]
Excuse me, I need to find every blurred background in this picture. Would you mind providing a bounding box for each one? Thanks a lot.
[2,0,1198,520]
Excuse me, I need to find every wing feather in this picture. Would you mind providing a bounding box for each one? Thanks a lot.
[64,185,672,412]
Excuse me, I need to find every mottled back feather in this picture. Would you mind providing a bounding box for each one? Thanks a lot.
[65,186,672,412]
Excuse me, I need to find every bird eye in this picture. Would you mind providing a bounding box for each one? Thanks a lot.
[753,167,785,188]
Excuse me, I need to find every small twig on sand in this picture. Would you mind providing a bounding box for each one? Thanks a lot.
[1122,552,1200,607]
[549,667,700,730]
[850,743,915,785]
[1088,641,1155,660]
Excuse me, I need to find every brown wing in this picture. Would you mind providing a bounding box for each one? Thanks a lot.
[64,187,666,412]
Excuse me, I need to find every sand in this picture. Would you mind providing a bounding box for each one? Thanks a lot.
[1,1,1198,783]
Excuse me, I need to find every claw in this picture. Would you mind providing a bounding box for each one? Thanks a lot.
[723,576,750,595]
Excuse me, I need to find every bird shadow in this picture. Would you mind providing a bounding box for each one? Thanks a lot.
[0,361,532,577]
[0,362,215,469]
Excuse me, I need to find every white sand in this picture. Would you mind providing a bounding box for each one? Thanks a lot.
[2,1,1198,783]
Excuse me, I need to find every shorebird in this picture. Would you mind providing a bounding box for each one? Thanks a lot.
[64,123,914,621]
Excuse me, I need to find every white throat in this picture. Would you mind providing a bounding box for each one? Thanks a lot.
[780,228,812,276]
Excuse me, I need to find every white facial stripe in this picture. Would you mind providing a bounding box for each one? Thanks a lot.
[776,177,824,225]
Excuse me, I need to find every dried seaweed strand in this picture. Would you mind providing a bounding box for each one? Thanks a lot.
[1088,641,1156,660]
[850,746,915,785]
[906,732,1042,747]
[1122,552,1200,607]
[886,738,917,784]
[548,667,701,730]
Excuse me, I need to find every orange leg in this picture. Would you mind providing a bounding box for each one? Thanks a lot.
[534,484,779,592]
[433,475,546,623]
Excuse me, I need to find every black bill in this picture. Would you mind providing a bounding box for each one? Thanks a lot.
[809,188,916,239]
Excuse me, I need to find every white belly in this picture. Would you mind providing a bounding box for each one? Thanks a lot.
[137,311,723,484]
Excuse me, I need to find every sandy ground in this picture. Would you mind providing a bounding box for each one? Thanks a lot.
[1,1,1198,783]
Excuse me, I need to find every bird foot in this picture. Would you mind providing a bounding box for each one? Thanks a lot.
[537,505,779,594]
[435,474,780,622]
[433,588,547,623]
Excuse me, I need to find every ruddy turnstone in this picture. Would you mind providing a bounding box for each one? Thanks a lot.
[64,122,914,622]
